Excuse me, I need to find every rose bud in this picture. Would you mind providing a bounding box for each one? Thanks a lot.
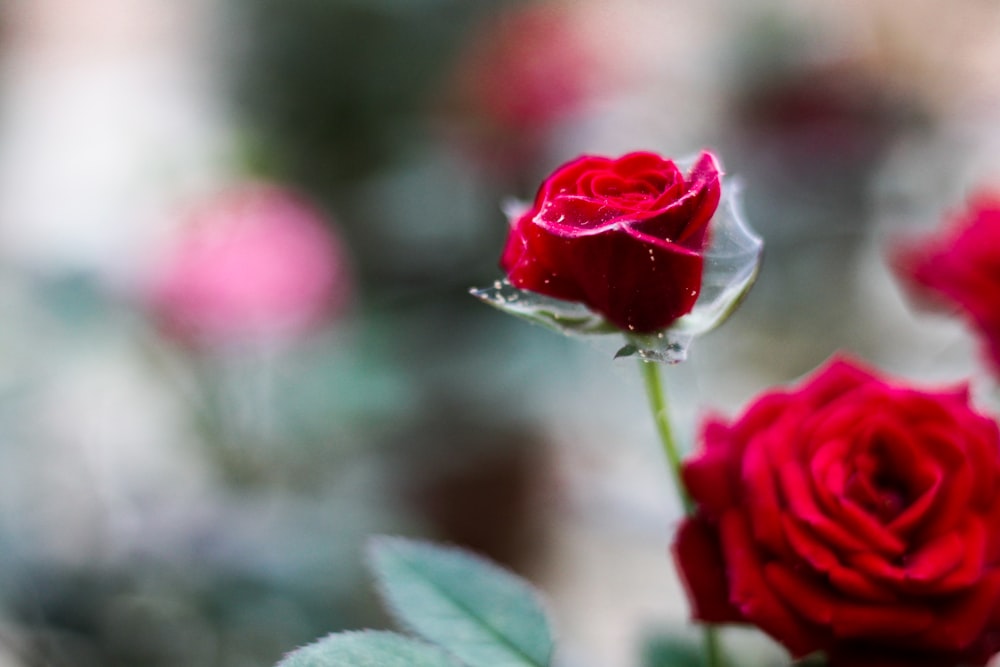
[145,183,351,349]
[473,150,761,362]
[673,357,1000,667]
[501,151,719,333]
[893,192,1000,376]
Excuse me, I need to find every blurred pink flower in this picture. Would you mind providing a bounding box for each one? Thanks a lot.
[147,184,351,347]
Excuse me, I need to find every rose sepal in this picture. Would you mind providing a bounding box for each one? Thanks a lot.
[471,179,762,363]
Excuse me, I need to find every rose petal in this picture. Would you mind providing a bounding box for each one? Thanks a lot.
[982,497,1000,563]
[962,416,1000,508]
[904,530,965,584]
[904,426,973,541]
[500,215,587,302]
[830,602,934,639]
[764,562,839,626]
[631,152,721,248]
[795,356,876,406]
[527,224,702,332]
[827,646,963,667]
[934,518,987,593]
[922,571,1000,651]
[683,420,739,517]
[742,432,788,556]
[536,195,631,232]
[720,511,825,657]
[849,552,908,588]
[847,520,983,596]
[810,438,851,504]
[887,471,941,537]
[827,564,899,603]
[538,155,611,201]
[610,151,675,176]
[824,498,907,556]
[731,392,795,444]
[781,514,839,573]
[672,516,743,623]
[779,461,896,556]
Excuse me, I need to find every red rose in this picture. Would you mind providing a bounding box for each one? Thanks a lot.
[893,193,1000,375]
[500,151,722,333]
[673,357,1000,667]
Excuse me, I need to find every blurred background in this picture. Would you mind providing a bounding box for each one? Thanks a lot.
[0,0,999,665]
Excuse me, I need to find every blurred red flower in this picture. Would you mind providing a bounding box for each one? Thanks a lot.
[893,193,1000,375]
[442,3,604,170]
[673,357,1000,666]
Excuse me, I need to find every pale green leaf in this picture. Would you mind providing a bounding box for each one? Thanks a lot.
[369,537,554,667]
[276,630,462,667]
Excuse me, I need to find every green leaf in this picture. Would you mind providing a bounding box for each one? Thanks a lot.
[369,537,554,667]
[276,630,462,667]
[614,344,638,359]
[642,633,706,667]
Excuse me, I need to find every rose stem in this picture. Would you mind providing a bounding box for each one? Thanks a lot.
[639,359,724,667]
[639,359,692,514]
[703,626,723,667]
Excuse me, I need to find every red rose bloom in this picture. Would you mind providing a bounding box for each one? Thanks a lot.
[673,358,1000,667]
[500,151,722,333]
[893,193,1000,375]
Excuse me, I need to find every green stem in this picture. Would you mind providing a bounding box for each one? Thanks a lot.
[639,360,723,667]
[703,625,723,667]
[639,360,692,514]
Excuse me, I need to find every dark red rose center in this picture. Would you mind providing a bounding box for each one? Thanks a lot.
[846,469,907,522]
[844,439,928,523]
[582,173,665,200]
